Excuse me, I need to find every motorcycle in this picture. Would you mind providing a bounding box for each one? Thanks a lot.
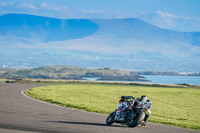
[106,96,152,127]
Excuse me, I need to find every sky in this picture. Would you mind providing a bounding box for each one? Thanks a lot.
[0,0,200,32]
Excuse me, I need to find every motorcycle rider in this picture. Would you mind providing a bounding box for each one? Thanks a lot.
[137,95,151,127]
[118,95,151,127]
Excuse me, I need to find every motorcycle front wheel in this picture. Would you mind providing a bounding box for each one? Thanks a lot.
[126,110,145,127]
[106,110,116,125]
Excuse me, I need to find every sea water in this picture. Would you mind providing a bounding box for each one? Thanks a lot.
[83,76,200,85]
[141,75,200,85]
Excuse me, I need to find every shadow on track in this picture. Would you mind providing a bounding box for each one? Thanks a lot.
[45,121,126,128]
[0,122,64,133]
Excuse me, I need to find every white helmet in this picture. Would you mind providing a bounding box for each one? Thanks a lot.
[140,95,148,101]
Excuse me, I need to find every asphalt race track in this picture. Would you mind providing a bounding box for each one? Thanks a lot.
[0,83,199,133]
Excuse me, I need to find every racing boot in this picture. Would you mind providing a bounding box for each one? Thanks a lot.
[140,121,146,127]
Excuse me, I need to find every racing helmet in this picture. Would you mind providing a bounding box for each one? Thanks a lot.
[140,95,148,101]
[127,97,132,102]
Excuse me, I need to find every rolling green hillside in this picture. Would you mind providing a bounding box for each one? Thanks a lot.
[0,65,148,81]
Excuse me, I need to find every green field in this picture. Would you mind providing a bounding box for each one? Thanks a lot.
[0,79,6,83]
[25,83,200,130]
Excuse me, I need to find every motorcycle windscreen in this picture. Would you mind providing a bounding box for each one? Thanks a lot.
[116,103,125,115]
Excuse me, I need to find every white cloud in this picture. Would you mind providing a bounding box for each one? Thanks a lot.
[38,3,70,13]
[12,2,69,12]
[0,2,15,7]
[132,11,200,32]
[156,11,175,18]
[82,10,104,14]
[40,3,48,8]
[51,5,68,12]
[17,3,38,10]
[0,2,8,6]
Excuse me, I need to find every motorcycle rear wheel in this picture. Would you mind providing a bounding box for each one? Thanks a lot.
[126,110,145,127]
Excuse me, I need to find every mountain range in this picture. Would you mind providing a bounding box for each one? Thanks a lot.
[0,14,200,72]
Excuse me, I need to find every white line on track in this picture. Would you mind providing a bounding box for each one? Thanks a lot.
[21,89,106,116]
[21,89,67,109]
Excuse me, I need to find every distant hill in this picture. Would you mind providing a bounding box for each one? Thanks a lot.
[1,14,199,47]
[0,14,98,43]
[0,14,200,71]
[0,66,149,81]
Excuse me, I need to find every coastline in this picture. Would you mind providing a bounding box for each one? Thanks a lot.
[2,78,200,89]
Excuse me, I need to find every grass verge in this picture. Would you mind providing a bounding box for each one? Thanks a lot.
[25,83,200,130]
[0,79,6,83]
